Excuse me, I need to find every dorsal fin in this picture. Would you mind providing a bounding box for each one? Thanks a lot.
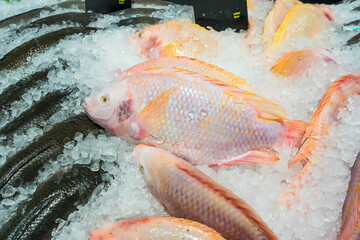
[185,72,286,120]
[176,163,278,240]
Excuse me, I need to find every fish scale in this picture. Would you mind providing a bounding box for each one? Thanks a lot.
[84,67,308,167]
[134,145,277,240]
[128,70,281,165]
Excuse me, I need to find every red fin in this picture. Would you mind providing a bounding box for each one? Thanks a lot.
[279,119,308,147]
[177,163,278,240]
[209,150,279,168]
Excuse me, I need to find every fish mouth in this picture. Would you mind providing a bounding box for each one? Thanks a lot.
[83,101,92,117]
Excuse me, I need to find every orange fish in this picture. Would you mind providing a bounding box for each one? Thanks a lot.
[263,0,302,44]
[132,19,217,59]
[134,145,278,240]
[270,49,336,77]
[114,56,252,91]
[281,74,360,206]
[338,152,360,240]
[88,217,225,240]
[268,4,335,53]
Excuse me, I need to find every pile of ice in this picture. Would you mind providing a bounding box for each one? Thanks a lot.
[0,0,360,239]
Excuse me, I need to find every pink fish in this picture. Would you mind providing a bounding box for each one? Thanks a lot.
[338,152,360,240]
[113,56,252,92]
[84,68,307,167]
[88,217,225,240]
[134,145,278,240]
[280,74,360,208]
[132,19,217,59]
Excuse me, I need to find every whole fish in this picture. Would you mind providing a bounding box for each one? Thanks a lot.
[270,49,336,77]
[113,56,252,91]
[134,145,278,240]
[113,16,162,28]
[338,152,360,240]
[132,19,217,59]
[0,0,85,28]
[347,32,360,46]
[0,89,73,146]
[16,12,100,33]
[268,4,335,53]
[281,74,360,206]
[89,217,226,240]
[0,27,97,72]
[263,0,301,44]
[0,114,101,192]
[84,68,307,167]
[0,164,102,240]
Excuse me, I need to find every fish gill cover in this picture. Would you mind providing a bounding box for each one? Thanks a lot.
[0,0,360,239]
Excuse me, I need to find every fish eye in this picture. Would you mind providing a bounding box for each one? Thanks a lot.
[138,32,143,38]
[100,95,110,104]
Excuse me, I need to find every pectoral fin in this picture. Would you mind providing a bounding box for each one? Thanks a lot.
[130,88,177,139]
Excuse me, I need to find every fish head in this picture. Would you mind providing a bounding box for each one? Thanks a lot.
[132,26,162,58]
[83,81,135,136]
[315,5,335,22]
[133,145,174,196]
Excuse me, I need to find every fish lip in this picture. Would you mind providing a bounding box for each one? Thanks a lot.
[83,101,92,116]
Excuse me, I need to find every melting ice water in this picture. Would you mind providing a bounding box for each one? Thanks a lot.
[0,0,360,239]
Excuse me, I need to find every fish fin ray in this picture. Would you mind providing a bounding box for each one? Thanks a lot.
[177,163,278,240]
[133,88,177,138]
[280,119,307,148]
[209,150,279,168]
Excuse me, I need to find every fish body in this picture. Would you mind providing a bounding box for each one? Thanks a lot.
[0,114,101,193]
[0,164,102,240]
[268,4,335,52]
[270,49,336,77]
[113,56,252,91]
[134,145,278,240]
[0,67,54,112]
[113,16,162,28]
[347,32,360,46]
[132,19,216,59]
[290,74,360,166]
[17,12,100,32]
[0,7,53,29]
[338,152,360,240]
[0,1,85,28]
[0,89,73,145]
[0,27,97,72]
[281,74,360,207]
[263,0,301,44]
[89,217,225,240]
[84,68,306,167]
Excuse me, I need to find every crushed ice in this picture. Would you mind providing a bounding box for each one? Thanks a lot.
[0,0,360,239]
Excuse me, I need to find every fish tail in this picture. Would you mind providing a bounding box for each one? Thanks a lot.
[278,119,308,148]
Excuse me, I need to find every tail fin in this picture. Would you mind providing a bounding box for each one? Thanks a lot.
[279,119,308,148]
